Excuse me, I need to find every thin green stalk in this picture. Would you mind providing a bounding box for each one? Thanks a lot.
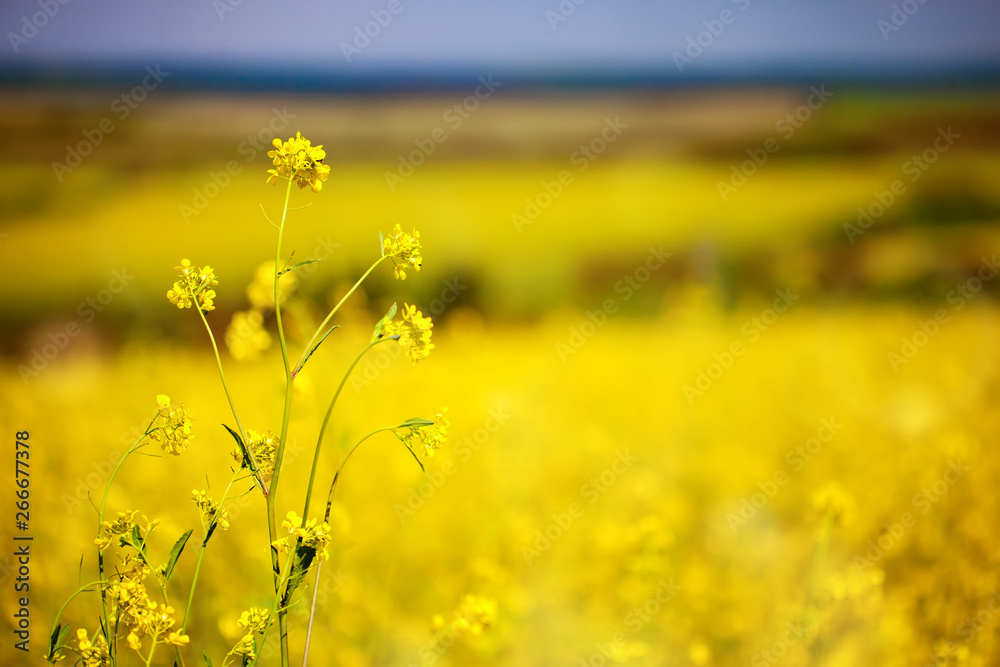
[144,637,159,667]
[292,256,387,378]
[268,176,295,667]
[301,426,394,666]
[46,580,106,661]
[249,547,296,667]
[96,423,152,657]
[195,309,272,495]
[181,468,245,631]
[301,339,391,522]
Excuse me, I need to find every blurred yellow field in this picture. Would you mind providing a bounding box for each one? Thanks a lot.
[1,88,1000,666]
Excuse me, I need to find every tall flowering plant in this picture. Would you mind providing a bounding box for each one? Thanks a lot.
[48,133,449,666]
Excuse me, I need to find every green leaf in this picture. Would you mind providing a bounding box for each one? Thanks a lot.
[163,529,193,581]
[296,325,340,376]
[56,623,71,650]
[282,543,317,607]
[223,424,253,473]
[397,417,433,428]
[49,622,70,656]
[203,650,214,666]
[132,524,148,562]
[223,424,267,497]
[371,302,397,342]
[277,259,321,277]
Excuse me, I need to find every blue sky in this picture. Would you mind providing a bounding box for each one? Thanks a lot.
[2,0,999,73]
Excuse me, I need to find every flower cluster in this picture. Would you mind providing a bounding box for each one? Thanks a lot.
[381,303,434,363]
[232,428,279,481]
[192,490,230,532]
[452,594,497,635]
[166,259,218,312]
[104,552,188,653]
[75,629,109,667]
[226,605,271,661]
[383,224,422,280]
[95,511,158,551]
[266,132,331,192]
[394,408,449,458]
[149,394,194,455]
[271,511,333,562]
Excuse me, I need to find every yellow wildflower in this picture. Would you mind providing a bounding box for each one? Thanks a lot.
[394,408,449,458]
[192,490,230,532]
[232,429,279,481]
[225,309,271,362]
[75,629,110,667]
[149,394,193,455]
[452,594,497,636]
[383,224,422,279]
[95,510,139,551]
[166,259,218,312]
[266,132,331,192]
[237,607,271,635]
[381,303,434,363]
[271,510,333,561]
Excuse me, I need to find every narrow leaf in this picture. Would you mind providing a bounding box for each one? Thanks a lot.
[223,424,252,473]
[398,418,434,428]
[371,302,397,342]
[278,259,321,277]
[282,544,317,607]
[164,529,193,581]
[296,325,340,376]
[56,623,71,649]
[203,650,214,666]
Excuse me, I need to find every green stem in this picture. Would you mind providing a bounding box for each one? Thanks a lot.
[181,468,245,631]
[47,580,106,661]
[96,423,152,658]
[301,339,391,522]
[301,426,397,667]
[249,547,296,667]
[144,637,159,667]
[292,256,387,378]
[267,176,296,667]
